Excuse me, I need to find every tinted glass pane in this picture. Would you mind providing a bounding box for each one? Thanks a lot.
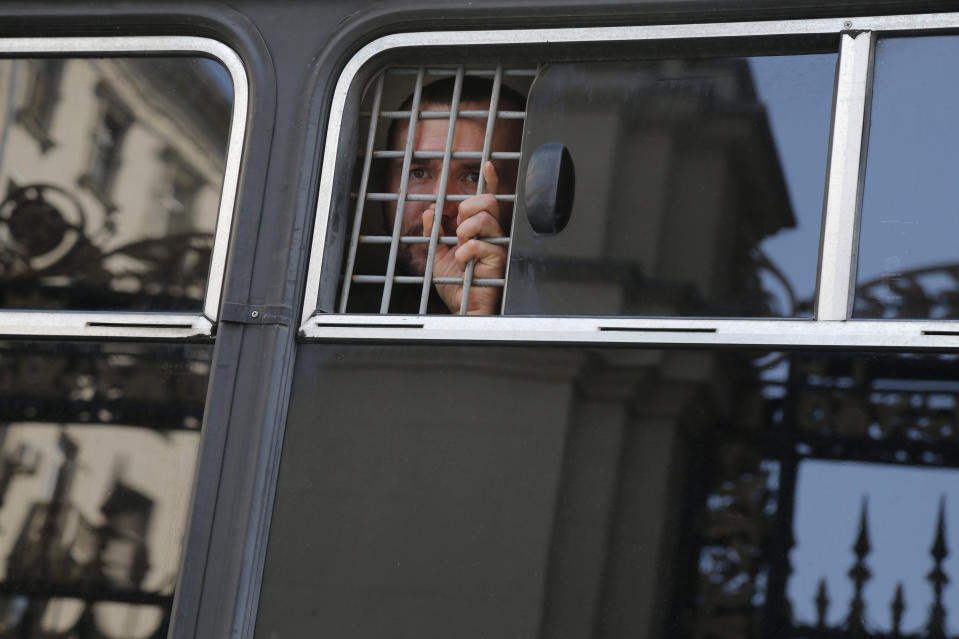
[0,57,233,312]
[258,344,959,639]
[0,341,208,637]
[506,53,836,317]
[855,36,959,319]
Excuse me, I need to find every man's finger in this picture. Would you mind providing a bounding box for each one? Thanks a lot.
[457,211,502,245]
[482,160,499,195]
[457,194,500,229]
[455,239,506,272]
[422,205,436,237]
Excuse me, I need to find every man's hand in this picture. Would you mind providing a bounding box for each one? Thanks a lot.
[422,161,507,314]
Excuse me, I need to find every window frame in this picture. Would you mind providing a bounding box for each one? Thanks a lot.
[0,35,248,340]
[300,12,959,350]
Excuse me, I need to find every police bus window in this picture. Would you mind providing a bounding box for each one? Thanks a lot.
[334,52,835,319]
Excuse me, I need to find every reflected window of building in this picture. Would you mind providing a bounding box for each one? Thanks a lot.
[81,83,133,205]
[159,148,203,235]
[98,482,153,588]
[17,59,65,153]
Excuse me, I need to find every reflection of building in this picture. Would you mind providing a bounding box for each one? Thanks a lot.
[0,340,208,638]
[0,52,227,637]
[265,342,959,639]
[0,425,198,637]
[0,57,232,311]
[507,59,795,317]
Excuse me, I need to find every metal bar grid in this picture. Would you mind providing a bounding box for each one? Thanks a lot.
[337,63,526,315]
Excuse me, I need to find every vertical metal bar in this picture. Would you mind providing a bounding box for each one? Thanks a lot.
[419,66,465,313]
[381,67,425,313]
[816,31,875,321]
[339,73,384,313]
[459,63,503,315]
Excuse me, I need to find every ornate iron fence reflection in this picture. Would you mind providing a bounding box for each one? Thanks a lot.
[0,183,213,312]
[689,351,959,639]
[856,264,959,320]
[795,498,949,639]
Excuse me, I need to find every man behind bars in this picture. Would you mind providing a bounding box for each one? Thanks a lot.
[384,76,525,315]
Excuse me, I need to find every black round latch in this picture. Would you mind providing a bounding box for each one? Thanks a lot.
[524,142,575,235]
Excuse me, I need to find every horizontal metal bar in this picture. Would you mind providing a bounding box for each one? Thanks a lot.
[351,275,504,287]
[300,316,959,349]
[0,311,213,338]
[366,193,515,202]
[370,150,521,160]
[370,110,526,119]
[386,68,538,77]
[359,235,509,245]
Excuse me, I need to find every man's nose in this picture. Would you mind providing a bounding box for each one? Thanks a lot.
[440,200,459,220]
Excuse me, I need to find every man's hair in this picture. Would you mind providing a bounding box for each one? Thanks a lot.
[388,76,526,149]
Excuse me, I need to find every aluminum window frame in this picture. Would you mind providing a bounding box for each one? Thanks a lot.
[0,35,248,340]
[301,13,959,349]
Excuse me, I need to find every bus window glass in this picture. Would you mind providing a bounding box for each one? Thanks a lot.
[0,57,233,313]
[855,36,959,319]
[505,53,836,318]
[0,341,208,637]
[257,343,959,638]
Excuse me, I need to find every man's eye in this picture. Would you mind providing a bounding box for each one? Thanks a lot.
[410,167,428,179]
[466,171,480,183]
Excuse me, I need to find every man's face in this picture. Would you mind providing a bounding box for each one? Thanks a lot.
[386,100,520,275]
